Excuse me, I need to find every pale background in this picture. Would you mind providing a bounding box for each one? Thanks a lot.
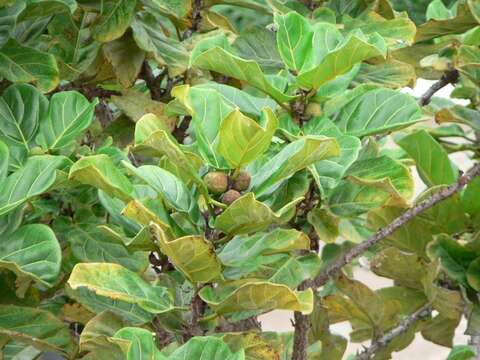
[260,79,474,360]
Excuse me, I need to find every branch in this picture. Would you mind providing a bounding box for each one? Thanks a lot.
[418,70,459,106]
[292,305,310,360]
[139,61,164,101]
[355,303,432,360]
[308,161,480,289]
[182,0,202,40]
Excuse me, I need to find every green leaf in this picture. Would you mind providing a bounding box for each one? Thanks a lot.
[69,154,134,202]
[296,31,387,90]
[0,83,48,157]
[353,60,416,89]
[68,225,148,273]
[215,192,300,235]
[133,129,206,193]
[0,139,8,183]
[0,224,61,288]
[172,84,232,168]
[199,281,313,315]
[131,12,188,77]
[150,223,222,283]
[47,12,100,81]
[80,311,125,358]
[368,207,432,256]
[274,11,313,72]
[0,155,69,216]
[462,177,480,218]
[112,327,165,360]
[0,305,76,356]
[68,262,174,314]
[332,88,422,137]
[232,26,283,73]
[0,38,59,92]
[169,336,244,360]
[218,108,278,169]
[435,103,480,132]
[421,314,460,347]
[328,155,414,217]
[415,3,478,42]
[447,345,476,360]
[103,32,145,88]
[305,118,361,195]
[124,163,191,212]
[191,35,295,104]
[251,135,339,198]
[219,228,310,277]
[36,91,98,151]
[398,129,458,186]
[92,0,137,43]
[195,83,278,117]
[19,0,77,20]
[307,207,339,244]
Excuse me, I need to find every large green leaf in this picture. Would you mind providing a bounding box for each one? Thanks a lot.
[92,0,137,43]
[131,12,188,76]
[112,327,165,360]
[219,228,310,278]
[68,262,174,314]
[0,305,76,356]
[150,223,222,283]
[462,177,480,218]
[218,108,278,169]
[0,224,61,288]
[36,91,98,151]
[171,84,232,168]
[80,311,125,358]
[169,336,244,360]
[124,163,191,212]
[296,31,387,89]
[133,129,206,193]
[0,38,59,92]
[332,88,422,137]
[68,225,148,273]
[353,60,416,89]
[398,129,458,186]
[305,118,361,195]
[0,155,69,216]
[251,135,339,198]
[328,155,414,216]
[274,11,313,72]
[0,83,48,157]
[199,281,313,315]
[215,192,301,235]
[69,155,134,202]
[18,0,77,20]
[47,12,100,81]
[0,140,8,183]
[191,35,295,104]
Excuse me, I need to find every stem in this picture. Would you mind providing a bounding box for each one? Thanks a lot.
[355,304,433,360]
[469,335,480,360]
[418,70,459,106]
[182,0,202,40]
[308,162,480,289]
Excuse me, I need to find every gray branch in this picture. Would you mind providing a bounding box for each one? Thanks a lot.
[355,303,433,360]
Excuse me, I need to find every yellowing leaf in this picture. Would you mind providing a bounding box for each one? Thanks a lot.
[199,281,313,315]
[150,223,222,283]
[218,108,278,169]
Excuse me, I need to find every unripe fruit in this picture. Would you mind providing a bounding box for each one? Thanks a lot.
[204,171,228,194]
[222,189,241,205]
[305,102,322,118]
[233,171,251,191]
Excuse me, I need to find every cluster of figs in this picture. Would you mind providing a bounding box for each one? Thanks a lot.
[203,170,251,206]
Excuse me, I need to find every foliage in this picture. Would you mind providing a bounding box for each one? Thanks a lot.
[0,0,479,359]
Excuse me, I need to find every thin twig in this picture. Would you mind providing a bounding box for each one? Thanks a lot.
[355,303,433,360]
[308,162,480,290]
[418,70,459,106]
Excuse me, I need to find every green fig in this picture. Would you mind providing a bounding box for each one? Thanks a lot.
[233,171,251,191]
[222,189,241,205]
[204,171,228,194]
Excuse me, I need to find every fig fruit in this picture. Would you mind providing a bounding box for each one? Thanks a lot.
[204,171,228,194]
[232,171,251,191]
[222,189,241,205]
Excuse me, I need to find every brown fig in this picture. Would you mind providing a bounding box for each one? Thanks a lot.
[204,171,228,194]
[232,171,251,191]
[222,189,241,205]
